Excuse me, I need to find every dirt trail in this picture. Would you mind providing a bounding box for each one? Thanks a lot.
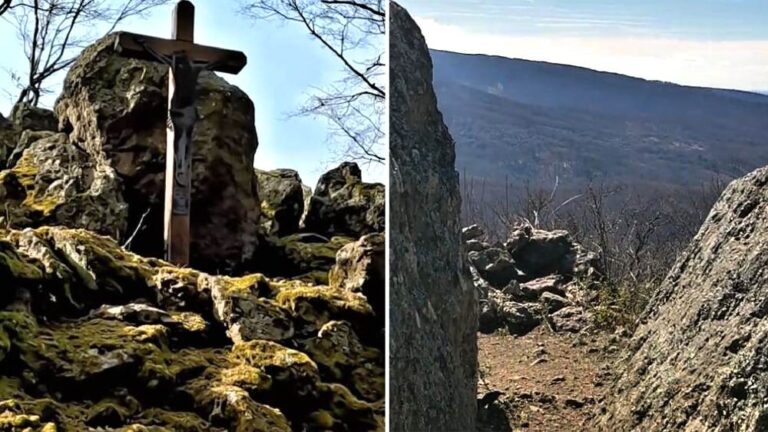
[477,327,622,431]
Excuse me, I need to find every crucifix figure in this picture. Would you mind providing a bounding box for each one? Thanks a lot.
[114,0,247,266]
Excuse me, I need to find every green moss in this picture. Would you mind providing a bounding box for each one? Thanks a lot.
[219,364,272,393]
[205,274,269,297]
[0,240,44,282]
[230,340,319,394]
[307,383,382,432]
[302,321,384,402]
[198,385,291,432]
[0,311,41,370]
[275,285,373,330]
[132,408,213,431]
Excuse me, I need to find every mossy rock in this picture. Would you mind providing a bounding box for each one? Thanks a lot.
[302,321,384,402]
[306,383,383,432]
[0,225,383,431]
[303,162,385,238]
[0,133,127,237]
[275,285,374,335]
[257,234,353,282]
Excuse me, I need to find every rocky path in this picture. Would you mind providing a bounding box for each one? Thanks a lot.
[477,328,621,431]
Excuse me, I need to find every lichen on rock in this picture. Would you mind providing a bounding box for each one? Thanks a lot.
[0,224,383,431]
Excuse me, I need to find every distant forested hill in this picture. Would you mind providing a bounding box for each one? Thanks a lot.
[431,49,768,190]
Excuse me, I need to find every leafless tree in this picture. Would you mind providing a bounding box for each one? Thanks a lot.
[241,0,385,165]
[0,0,13,16]
[7,0,169,107]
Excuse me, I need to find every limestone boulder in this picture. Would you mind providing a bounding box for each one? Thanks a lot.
[0,132,128,237]
[329,233,385,320]
[303,162,385,238]
[256,168,305,236]
[54,33,261,273]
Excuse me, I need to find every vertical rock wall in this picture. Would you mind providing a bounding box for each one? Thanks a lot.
[597,166,768,431]
[389,3,478,431]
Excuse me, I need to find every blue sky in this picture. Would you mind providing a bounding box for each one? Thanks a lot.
[400,0,768,91]
[0,0,385,187]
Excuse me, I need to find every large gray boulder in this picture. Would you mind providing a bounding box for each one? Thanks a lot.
[390,3,477,431]
[596,166,768,431]
[55,33,261,273]
[256,168,305,236]
[303,162,385,238]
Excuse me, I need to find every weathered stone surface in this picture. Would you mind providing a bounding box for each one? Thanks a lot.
[206,274,294,343]
[0,132,128,237]
[480,289,540,335]
[507,226,600,281]
[464,222,600,335]
[258,233,353,283]
[469,247,521,288]
[54,33,261,273]
[596,166,768,431]
[304,162,385,238]
[256,168,305,236]
[390,2,477,431]
[550,306,589,333]
[329,233,385,320]
[540,291,569,313]
[10,103,58,132]
[0,226,383,430]
[302,320,384,402]
[462,224,485,242]
[519,275,567,300]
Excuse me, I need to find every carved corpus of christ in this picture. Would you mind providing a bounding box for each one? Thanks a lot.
[114,0,247,265]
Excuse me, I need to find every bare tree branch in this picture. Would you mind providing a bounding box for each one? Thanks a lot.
[241,0,385,165]
[9,0,170,107]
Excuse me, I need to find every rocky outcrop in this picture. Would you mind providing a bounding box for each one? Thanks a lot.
[0,226,384,431]
[0,132,127,235]
[255,233,354,285]
[330,233,385,323]
[303,162,385,238]
[10,103,58,132]
[256,168,305,236]
[465,224,599,335]
[1,104,58,170]
[596,166,768,431]
[54,33,261,273]
[389,3,477,431]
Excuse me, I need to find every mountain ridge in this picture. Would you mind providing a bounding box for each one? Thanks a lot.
[430,49,768,191]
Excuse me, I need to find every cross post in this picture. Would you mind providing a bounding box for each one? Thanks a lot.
[114,0,247,266]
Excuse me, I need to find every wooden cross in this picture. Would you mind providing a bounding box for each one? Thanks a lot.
[114,0,247,266]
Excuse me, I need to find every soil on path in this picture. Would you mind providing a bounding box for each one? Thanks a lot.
[477,327,623,431]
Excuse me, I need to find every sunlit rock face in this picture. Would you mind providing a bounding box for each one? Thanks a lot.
[596,166,768,431]
[389,2,478,431]
[55,33,261,274]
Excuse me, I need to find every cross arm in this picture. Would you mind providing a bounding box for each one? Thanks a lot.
[114,31,247,74]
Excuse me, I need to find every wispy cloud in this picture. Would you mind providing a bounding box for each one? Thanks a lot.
[414,16,768,91]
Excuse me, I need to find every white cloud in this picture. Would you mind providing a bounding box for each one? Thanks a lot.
[415,16,768,91]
